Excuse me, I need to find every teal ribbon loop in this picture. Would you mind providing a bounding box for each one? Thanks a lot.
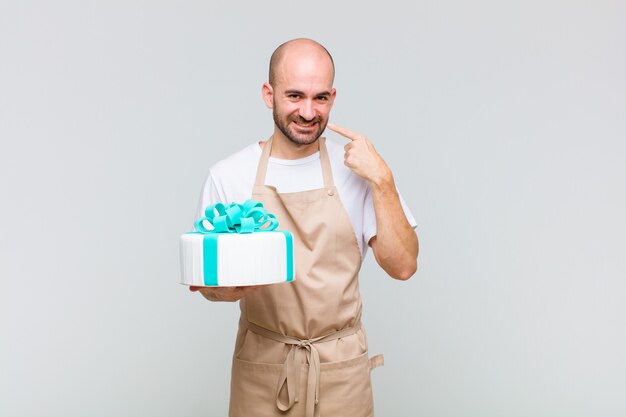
[194,199,279,234]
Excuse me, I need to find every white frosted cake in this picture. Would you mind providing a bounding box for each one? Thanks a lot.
[180,200,295,287]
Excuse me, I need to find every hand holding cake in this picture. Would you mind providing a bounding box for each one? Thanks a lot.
[188,284,269,302]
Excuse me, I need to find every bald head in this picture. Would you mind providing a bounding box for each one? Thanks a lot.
[268,38,335,87]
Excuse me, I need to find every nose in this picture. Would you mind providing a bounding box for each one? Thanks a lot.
[298,100,316,121]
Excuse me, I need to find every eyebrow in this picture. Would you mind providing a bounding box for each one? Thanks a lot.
[284,89,332,97]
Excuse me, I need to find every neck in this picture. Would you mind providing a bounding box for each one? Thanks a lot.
[263,129,320,159]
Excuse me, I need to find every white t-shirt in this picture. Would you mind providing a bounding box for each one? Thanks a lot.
[195,138,417,258]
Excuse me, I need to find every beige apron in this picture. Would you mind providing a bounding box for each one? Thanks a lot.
[229,137,383,417]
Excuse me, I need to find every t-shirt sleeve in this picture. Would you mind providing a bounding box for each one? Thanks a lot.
[362,185,418,247]
[194,170,226,226]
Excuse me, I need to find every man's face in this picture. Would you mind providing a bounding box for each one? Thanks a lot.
[266,54,336,146]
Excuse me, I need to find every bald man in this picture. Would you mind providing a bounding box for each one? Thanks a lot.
[191,39,418,417]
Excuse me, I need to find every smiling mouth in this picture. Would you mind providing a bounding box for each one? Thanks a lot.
[293,118,320,129]
[295,122,317,128]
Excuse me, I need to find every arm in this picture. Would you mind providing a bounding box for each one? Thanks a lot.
[327,123,418,280]
[367,177,418,280]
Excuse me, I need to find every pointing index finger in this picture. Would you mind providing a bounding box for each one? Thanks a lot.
[326,123,361,141]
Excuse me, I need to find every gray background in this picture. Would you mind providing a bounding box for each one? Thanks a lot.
[1,1,625,416]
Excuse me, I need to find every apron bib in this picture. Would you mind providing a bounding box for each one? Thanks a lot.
[229,138,383,417]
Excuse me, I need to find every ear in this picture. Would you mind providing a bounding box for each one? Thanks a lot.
[329,88,337,107]
[262,82,274,109]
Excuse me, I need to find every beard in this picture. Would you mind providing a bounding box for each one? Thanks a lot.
[273,109,327,145]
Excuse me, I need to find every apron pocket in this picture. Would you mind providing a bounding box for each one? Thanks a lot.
[317,352,376,417]
[230,358,298,417]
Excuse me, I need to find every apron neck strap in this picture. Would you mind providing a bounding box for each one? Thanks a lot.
[254,137,273,186]
[254,137,335,188]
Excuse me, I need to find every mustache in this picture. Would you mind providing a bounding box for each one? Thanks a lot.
[294,116,323,125]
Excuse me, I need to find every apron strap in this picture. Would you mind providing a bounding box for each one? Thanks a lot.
[254,137,273,186]
[244,320,361,417]
[254,137,335,189]
[318,137,334,189]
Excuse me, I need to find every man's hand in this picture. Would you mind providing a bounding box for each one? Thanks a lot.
[326,123,392,186]
[189,285,269,302]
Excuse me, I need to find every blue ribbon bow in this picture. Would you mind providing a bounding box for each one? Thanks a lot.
[194,199,279,234]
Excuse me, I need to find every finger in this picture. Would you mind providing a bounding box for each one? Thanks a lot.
[326,123,362,141]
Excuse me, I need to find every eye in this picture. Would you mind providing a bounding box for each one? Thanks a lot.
[287,93,301,100]
[316,96,329,102]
